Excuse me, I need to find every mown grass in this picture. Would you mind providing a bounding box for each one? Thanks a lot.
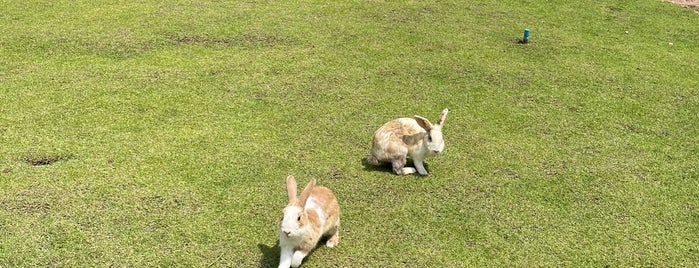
[0,0,697,267]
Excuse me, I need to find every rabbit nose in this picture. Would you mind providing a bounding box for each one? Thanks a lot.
[433,150,441,154]
[283,231,291,236]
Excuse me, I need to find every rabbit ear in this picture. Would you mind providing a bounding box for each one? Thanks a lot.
[298,178,316,206]
[286,175,298,202]
[414,116,433,131]
[436,108,449,126]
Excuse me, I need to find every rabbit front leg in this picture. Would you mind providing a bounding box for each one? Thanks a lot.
[291,250,309,268]
[278,247,293,268]
[414,158,429,176]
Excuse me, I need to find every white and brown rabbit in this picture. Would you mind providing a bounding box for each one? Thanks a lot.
[367,108,449,175]
[278,175,340,268]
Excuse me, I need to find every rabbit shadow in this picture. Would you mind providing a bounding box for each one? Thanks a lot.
[258,237,332,268]
[258,242,280,268]
[360,157,430,175]
[360,157,388,173]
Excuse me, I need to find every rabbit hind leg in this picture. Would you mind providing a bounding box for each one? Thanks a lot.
[392,155,416,175]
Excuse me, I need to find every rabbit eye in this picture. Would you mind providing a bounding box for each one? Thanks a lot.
[297,216,301,221]
[427,135,433,143]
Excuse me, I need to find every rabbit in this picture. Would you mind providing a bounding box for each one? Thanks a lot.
[367,108,449,175]
[278,175,340,268]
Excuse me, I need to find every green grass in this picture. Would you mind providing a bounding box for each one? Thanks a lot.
[1,0,698,267]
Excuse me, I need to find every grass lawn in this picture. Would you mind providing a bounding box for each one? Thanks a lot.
[1,0,698,267]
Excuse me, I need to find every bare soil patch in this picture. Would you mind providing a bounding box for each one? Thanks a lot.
[23,152,72,166]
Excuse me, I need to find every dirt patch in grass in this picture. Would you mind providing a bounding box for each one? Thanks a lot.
[22,152,72,166]
[171,32,292,47]
[0,184,54,214]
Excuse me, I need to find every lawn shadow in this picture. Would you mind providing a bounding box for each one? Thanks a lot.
[258,242,279,268]
[258,237,331,268]
[360,157,389,173]
[360,157,430,176]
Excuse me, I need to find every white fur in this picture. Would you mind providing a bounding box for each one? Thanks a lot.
[291,251,307,267]
[280,206,307,238]
[278,247,293,268]
[305,196,326,227]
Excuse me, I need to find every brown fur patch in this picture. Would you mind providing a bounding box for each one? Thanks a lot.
[311,186,340,226]
[665,0,699,13]
[371,118,426,163]
[402,132,427,145]
[298,179,316,206]
[297,185,341,252]
[378,119,423,146]
[297,209,320,252]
